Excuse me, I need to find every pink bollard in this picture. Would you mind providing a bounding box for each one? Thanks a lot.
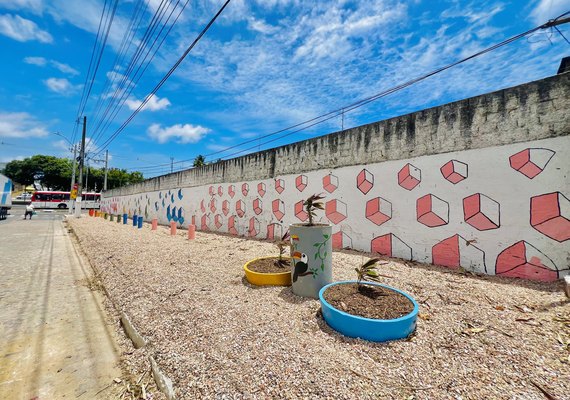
[187,224,195,240]
[151,218,158,230]
[170,221,177,236]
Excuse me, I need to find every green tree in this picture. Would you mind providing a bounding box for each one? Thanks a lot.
[4,155,144,191]
[193,155,206,167]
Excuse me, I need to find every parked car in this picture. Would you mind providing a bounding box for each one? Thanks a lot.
[16,193,32,200]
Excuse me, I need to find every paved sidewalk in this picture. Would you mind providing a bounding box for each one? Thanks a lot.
[0,213,121,399]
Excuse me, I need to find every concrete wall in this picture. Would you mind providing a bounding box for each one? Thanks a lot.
[103,73,570,281]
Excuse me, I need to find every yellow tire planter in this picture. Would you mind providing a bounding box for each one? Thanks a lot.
[243,256,292,286]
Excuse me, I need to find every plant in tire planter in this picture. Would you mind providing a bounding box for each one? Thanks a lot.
[243,231,292,286]
[290,194,332,299]
[319,258,419,342]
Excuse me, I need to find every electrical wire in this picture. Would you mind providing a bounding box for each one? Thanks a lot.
[120,10,570,172]
[91,0,233,158]
[86,0,186,153]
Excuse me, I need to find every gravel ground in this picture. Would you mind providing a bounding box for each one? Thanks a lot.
[67,217,570,400]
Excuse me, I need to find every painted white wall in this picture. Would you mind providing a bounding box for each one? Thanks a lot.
[102,136,569,281]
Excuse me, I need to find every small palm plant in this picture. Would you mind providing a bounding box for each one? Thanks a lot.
[274,230,291,268]
[355,258,389,294]
[304,193,325,226]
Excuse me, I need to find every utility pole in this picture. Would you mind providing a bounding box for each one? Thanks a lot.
[69,143,77,215]
[170,157,174,173]
[75,116,86,218]
[104,150,108,191]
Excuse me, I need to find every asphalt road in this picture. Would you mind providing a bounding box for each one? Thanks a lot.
[0,205,121,398]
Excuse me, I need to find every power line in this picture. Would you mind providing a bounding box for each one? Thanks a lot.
[91,0,233,158]
[119,10,570,172]
[78,0,120,119]
[88,0,148,127]
[87,0,188,153]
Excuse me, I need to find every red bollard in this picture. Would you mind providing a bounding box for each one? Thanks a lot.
[170,221,177,236]
[187,224,195,240]
[89,209,94,217]
[151,218,158,230]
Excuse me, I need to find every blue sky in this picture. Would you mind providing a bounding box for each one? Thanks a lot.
[0,0,568,178]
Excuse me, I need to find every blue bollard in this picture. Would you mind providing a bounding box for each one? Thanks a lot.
[123,213,128,224]
[138,216,143,229]
[133,215,138,226]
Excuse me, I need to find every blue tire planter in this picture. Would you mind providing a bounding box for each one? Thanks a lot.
[319,281,419,342]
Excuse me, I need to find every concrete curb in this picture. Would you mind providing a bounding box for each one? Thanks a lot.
[150,356,176,400]
[120,312,147,349]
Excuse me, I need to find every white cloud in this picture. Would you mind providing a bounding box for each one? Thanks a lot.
[0,111,48,138]
[0,0,43,15]
[147,123,210,144]
[530,0,568,24]
[125,94,171,112]
[24,56,47,66]
[44,77,79,95]
[51,61,79,75]
[24,56,79,75]
[0,13,52,43]
[247,17,278,34]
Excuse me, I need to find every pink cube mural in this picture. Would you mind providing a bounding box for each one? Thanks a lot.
[228,185,235,198]
[228,215,238,235]
[209,198,217,213]
[266,223,283,241]
[222,200,230,216]
[235,200,245,218]
[365,197,392,226]
[253,198,262,215]
[495,241,561,281]
[463,193,500,231]
[294,200,308,222]
[371,233,412,261]
[357,169,374,194]
[296,175,307,192]
[509,148,555,179]
[201,214,210,231]
[440,160,468,184]
[325,199,347,224]
[248,217,260,237]
[398,163,421,190]
[258,182,266,197]
[432,234,486,273]
[323,173,338,193]
[275,178,285,194]
[272,199,285,221]
[530,192,570,242]
[214,214,223,229]
[332,231,353,249]
[242,183,249,196]
[218,186,223,196]
[417,194,449,227]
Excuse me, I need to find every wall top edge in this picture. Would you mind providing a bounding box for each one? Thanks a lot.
[105,72,570,197]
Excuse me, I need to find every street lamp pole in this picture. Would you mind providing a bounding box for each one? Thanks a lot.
[69,144,77,214]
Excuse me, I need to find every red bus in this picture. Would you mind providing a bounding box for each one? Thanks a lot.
[31,191,101,209]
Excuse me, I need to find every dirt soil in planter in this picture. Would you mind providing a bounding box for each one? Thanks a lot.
[67,217,570,400]
[324,283,414,319]
[247,257,291,273]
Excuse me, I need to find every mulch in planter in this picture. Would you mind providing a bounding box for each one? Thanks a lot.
[323,282,414,320]
[247,257,291,274]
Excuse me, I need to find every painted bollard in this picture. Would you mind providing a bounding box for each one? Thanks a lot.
[104,213,108,220]
[133,215,138,226]
[110,214,114,222]
[170,221,177,236]
[89,209,94,217]
[188,224,195,240]
[151,218,158,230]
[138,216,143,229]
[123,213,128,224]
[117,215,121,223]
